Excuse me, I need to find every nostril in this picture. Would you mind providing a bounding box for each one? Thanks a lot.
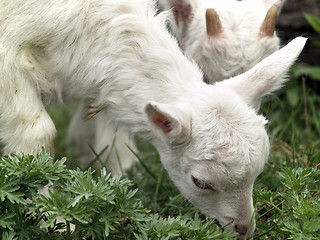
[235,222,256,240]
[235,224,248,235]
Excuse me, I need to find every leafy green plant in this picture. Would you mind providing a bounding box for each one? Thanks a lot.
[253,165,320,240]
[0,150,235,239]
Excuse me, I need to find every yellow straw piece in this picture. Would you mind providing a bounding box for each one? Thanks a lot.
[84,105,108,121]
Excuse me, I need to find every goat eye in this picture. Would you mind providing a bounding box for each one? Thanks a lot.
[192,176,214,190]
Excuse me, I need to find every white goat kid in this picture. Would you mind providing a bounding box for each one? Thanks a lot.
[158,0,287,83]
[0,0,306,238]
[69,0,287,173]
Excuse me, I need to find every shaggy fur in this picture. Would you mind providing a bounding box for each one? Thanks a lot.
[158,0,287,83]
[0,0,306,238]
[70,0,287,175]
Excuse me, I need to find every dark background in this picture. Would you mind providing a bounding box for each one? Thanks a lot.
[277,0,320,65]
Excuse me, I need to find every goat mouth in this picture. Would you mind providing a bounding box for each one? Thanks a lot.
[218,218,255,239]
[220,218,235,230]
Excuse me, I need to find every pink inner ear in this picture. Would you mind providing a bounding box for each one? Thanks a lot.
[173,7,180,25]
[171,0,192,26]
[151,111,172,133]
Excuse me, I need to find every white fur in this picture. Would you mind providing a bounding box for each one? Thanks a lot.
[158,0,287,83]
[71,0,287,174]
[0,0,306,238]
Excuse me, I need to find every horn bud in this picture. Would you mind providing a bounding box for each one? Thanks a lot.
[259,5,278,38]
[206,8,223,37]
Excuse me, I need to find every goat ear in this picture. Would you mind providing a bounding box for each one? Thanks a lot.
[259,5,278,38]
[206,8,223,37]
[158,0,195,26]
[217,37,307,107]
[145,102,191,145]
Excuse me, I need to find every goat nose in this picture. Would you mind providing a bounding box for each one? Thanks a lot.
[235,224,248,235]
[235,222,255,240]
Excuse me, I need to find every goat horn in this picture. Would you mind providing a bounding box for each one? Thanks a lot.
[259,5,278,38]
[206,8,223,37]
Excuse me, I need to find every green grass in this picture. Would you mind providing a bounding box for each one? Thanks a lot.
[1,74,319,239]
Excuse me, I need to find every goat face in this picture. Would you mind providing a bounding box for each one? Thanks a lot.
[145,37,307,238]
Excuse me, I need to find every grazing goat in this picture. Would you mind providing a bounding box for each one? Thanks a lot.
[0,0,306,238]
[70,0,287,173]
